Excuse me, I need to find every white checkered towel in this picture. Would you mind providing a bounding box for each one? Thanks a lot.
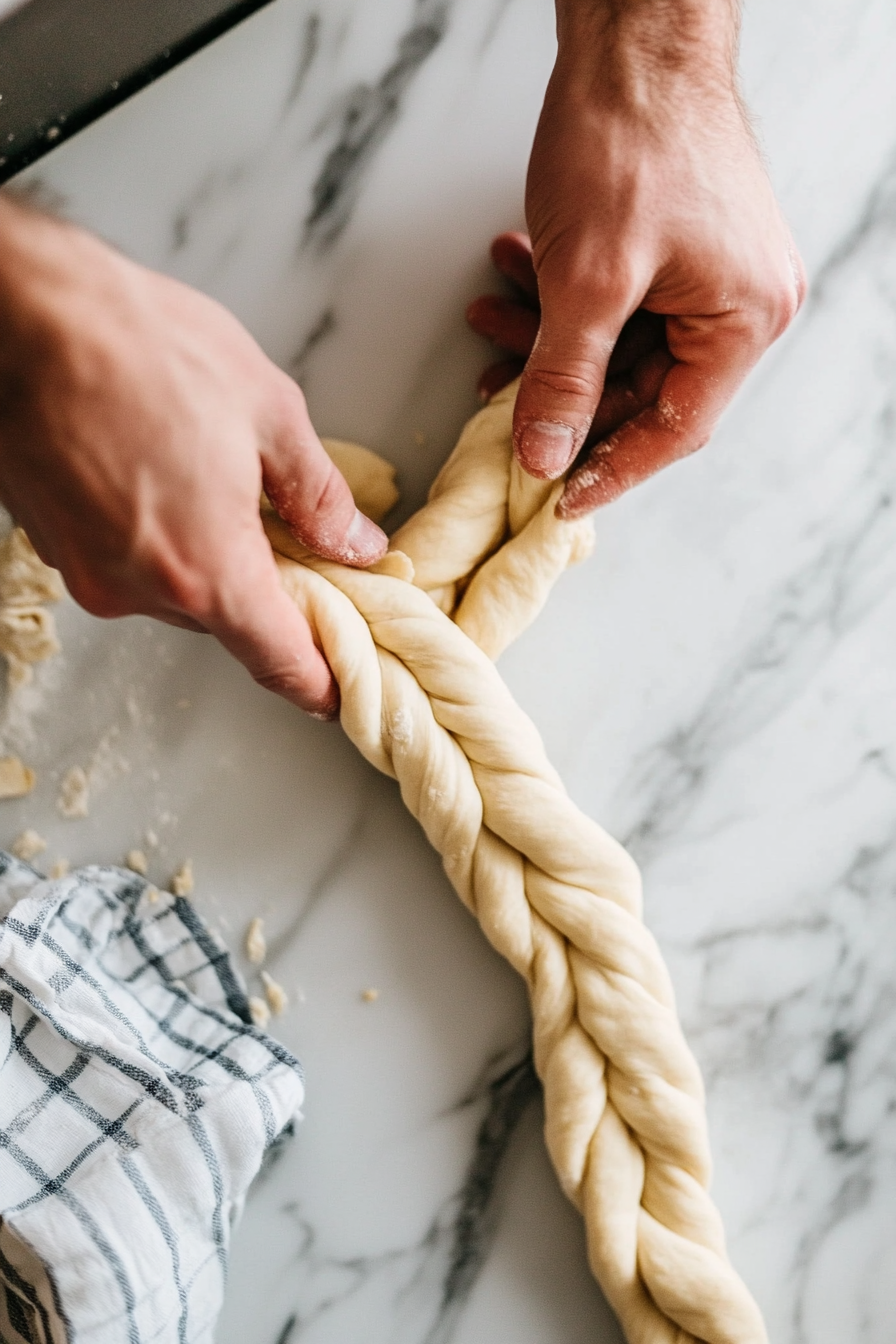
[0,852,304,1343]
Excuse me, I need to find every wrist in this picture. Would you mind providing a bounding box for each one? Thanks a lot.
[0,197,112,400]
[554,0,740,106]
[0,196,63,370]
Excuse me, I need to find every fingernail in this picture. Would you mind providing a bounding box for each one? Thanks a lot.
[517,421,576,478]
[341,510,388,566]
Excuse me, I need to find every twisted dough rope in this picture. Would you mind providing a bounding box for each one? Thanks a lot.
[265,380,767,1344]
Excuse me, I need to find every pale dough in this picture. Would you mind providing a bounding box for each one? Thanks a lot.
[5,385,766,1343]
[11,828,46,862]
[58,765,89,819]
[171,860,194,898]
[245,916,267,966]
[0,755,35,799]
[0,527,64,688]
[269,380,768,1344]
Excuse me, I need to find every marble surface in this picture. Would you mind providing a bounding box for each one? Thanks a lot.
[2,0,896,1340]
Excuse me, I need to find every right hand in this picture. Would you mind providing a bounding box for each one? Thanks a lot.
[0,196,387,719]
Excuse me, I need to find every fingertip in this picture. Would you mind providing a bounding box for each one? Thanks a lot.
[254,631,341,719]
[329,509,388,568]
[555,446,617,518]
[297,665,341,721]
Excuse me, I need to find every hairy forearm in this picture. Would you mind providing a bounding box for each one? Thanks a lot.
[554,0,741,100]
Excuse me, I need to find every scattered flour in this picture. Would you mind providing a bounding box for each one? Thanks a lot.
[390,705,414,747]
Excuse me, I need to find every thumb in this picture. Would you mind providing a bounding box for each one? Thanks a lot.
[513,271,634,480]
[262,376,387,567]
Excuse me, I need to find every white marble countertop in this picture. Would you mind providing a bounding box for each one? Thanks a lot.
[3,1,896,1341]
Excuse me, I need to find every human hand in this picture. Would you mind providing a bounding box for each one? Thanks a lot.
[470,1,805,518]
[468,231,673,467]
[0,196,386,718]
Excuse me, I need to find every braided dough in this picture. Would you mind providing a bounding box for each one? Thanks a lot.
[268,380,767,1344]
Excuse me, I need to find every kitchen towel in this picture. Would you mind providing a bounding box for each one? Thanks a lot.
[0,852,304,1344]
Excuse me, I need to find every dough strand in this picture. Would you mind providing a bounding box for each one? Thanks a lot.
[268,380,768,1344]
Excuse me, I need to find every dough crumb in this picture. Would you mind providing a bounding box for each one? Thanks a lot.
[171,859,194,897]
[0,528,64,690]
[49,857,70,879]
[58,766,89,819]
[146,886,160,905]
[245,916,266,966]
[126,849,148,875]
[145,829,158,848]
[248,996,270,1028]
[11,828,47,861]
[0,755,36,798]
[369,550,415,582]
[360,987,380,1003]
[261,970,287,1016]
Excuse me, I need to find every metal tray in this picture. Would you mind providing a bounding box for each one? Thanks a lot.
[0,0,275,183]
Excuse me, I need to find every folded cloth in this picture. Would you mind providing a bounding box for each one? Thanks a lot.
[0,852,304,1344]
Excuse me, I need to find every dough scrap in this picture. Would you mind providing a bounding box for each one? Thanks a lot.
[245,916,267,966]
[11,828,46,862]
[0,528,64,688]
[248,995,271,1028]
[0,755,36,799]
[267,380,767,1344]
[261,970,287,1016]
[126,849,149,876]
[58,765,89,819]
[171,860,194,898]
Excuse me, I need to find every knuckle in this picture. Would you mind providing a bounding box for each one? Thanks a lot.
[309,459,346,517]
[523,362,601,403]
[252,665,290,695]
[742,268,802,346]
[769,281,800,339]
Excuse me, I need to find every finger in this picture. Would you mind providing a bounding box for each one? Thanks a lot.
[513,268,638,480]
[478,357,526,403]
[261,376,387,568]
[585,349,674,446]
[466,294,540,356]
[206,534,340,719]
[557,319,750,518]
[606,310,667,378]
[490,231,539,301]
